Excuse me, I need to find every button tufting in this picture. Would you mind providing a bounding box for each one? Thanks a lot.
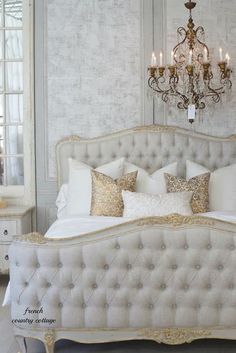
[230,245,235,250]
[92,283,98,289]
[115,244,120,250]
[16,261,20,267]
[36,263,40,268]
[82,303,86,309]
[229,284,234,289]
[46,282,51,288]
[207,244,212,250]
[69,283,74,289]
[81,263,86,269]
[149,264,155,270]
[218,264,223,271]
[184,244,189,250]
[138,283,143,289]
[217,303,223,309]
[58,302,63,308]
[25,282,29,287]
[184,284,189,291]
[37,301,41,307]
[160,283,166,290]
[58,262,63,268]
[127,264,132,270]
[172,264,177,270]
[138,243,143,249]
[207,283,211,289]
[127,302,132,308]
[172,303,177,309]
[149,303,154,309]
[114,283,120,289]
[104,303,109,308]
[161,244,166,250]
[195,264,201,270]
[104,264,109,270]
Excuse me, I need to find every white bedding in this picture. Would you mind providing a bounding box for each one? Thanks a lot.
[3,211,236,306]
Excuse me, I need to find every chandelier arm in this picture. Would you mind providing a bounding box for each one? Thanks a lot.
[206,83,221,103]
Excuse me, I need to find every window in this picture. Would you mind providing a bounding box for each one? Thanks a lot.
[0,0,24,186]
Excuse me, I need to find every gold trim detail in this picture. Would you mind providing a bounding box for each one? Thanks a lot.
[139,328,211,345]
[138,214,215,227]
[44,329,55,347]
[15,232,47,244]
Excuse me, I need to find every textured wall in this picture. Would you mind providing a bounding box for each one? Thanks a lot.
[154,0,236,136]
[46,0,143,178]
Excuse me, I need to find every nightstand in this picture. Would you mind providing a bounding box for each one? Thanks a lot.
[0,205,34,274]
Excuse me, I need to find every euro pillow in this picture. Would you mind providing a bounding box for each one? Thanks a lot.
[122,190,193,218]
[164,172,210,213]
[186,160,236,211]
[91,170,137,217]
[124,161,178,194]
[67,157,125,216]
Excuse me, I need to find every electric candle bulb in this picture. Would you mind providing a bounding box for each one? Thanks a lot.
[219,47,223,62]
[160,51,163,66]
[225,53,230,66]
[171,50,174,66]
[204,47,208,63]
[189,49,193,65]
[151,52,157,67]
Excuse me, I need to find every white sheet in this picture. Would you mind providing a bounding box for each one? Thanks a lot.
[3,211,236,306]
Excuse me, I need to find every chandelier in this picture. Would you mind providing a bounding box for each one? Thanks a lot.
[148,0,232,123]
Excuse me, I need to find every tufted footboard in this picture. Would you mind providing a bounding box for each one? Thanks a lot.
[9,215,236,352]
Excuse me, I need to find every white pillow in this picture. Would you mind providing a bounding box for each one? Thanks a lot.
[124,162,178,194]
[122,190,193,218]
[56,184,68,219]
[186,160,236,211]
[67,158,125,216]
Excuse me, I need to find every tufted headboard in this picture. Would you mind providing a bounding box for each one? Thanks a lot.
[56,125,236,188]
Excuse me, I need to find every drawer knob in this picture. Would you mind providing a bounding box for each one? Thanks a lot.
[3,229,8,236]
[5,254,9,261]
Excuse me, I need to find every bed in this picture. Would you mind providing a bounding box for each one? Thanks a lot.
[9,125,236,353]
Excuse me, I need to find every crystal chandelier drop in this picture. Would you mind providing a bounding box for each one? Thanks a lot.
[148,0,232,123]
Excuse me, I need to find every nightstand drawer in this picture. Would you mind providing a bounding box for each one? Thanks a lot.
[0,244,10,274]
[0,220,17,240]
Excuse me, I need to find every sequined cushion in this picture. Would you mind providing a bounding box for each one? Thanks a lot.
[164,172,210,213]
[91,170,138,217]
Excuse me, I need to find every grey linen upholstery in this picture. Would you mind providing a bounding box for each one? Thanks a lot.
[10,224,236,329]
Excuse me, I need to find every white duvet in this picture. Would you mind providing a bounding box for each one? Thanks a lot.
[3,211,236,306]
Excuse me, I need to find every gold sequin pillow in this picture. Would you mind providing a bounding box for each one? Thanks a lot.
[91,170,137,217]
[164,172,210,213]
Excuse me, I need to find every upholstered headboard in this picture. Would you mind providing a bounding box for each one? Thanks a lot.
[56,125,236,188]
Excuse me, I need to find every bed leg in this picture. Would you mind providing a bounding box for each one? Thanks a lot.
[44,330,55,353]
[15,336,27,353]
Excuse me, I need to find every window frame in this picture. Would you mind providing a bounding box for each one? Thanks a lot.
[0,0,35,203]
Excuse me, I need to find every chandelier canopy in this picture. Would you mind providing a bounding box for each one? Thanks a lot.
[148,0,232,123]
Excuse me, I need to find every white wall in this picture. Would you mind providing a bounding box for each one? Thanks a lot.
[35,0,236,233]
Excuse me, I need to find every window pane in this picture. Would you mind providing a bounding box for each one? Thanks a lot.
[6,125,23,154]
[0,31,3,59]
[5,61,23,91]
[0,62,3,92]
[0,157,3,185]
[0,125,4,153]
[5,30,22,59]
[6,156,23,185]
[0,95,3,124]
[6,94,22,123]
[4,0,22,28]
[0,1,2,27]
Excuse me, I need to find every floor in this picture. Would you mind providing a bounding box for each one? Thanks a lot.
[1,276,236,353]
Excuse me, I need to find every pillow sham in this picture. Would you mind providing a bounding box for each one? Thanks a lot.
[91,170,137,217]
[164,172,210,213]
[56,183,68,219]
[124,161,178,194]
[186,160,236,211]
[67,157,125,216]
[122,190,193,218]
